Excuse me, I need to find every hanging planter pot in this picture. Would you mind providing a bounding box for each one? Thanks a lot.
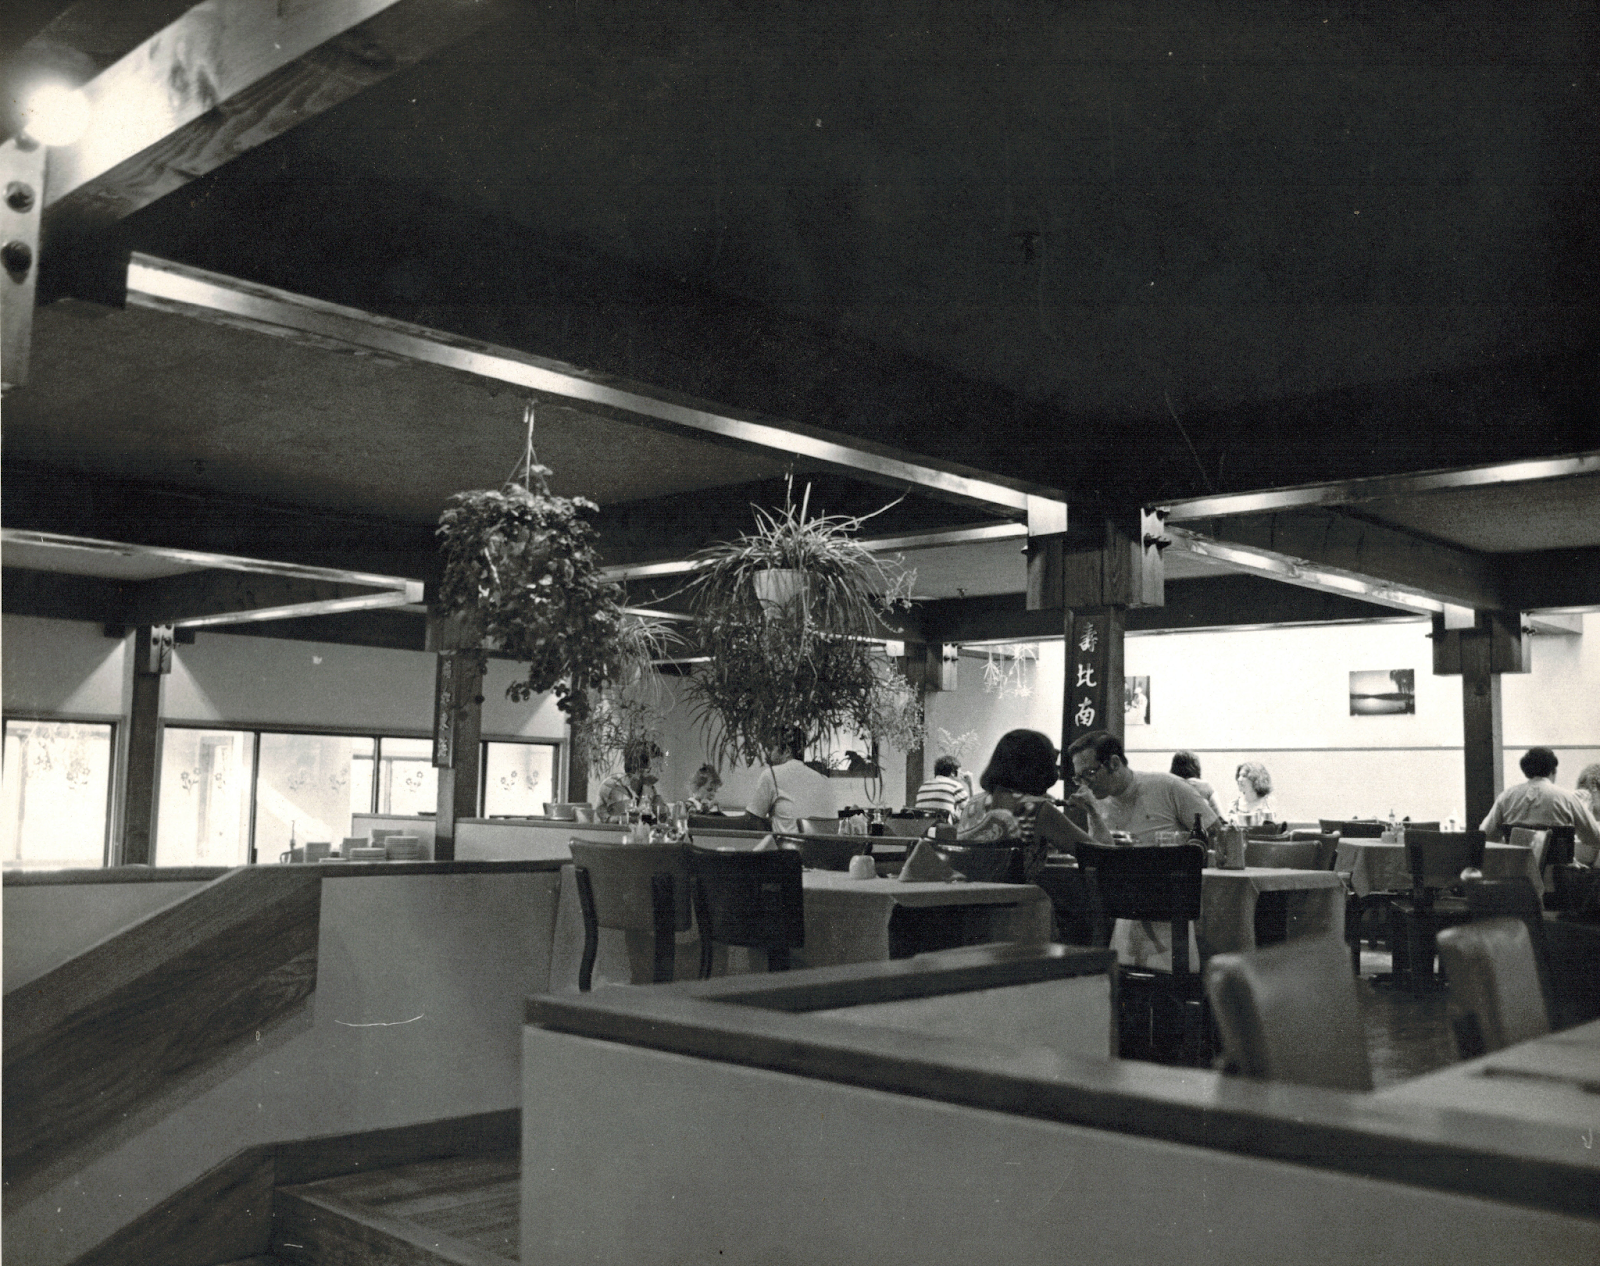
[751,567,808,622]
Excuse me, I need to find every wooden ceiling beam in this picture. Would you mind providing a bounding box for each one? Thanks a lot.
[123,568,410,628]
[39,1,510,232]
[1169,509,1510,613]
[123,253,1067,520]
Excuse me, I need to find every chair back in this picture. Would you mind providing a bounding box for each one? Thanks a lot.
[687,845,805,974]
[1076,842,1205,922]
[795,834,869,872]
[568,841,693,933]
[1403,830,1486,892]
[1204,936,1373,1092]
[796,816,839,835]
[1436,918,1551,1058]
[1244,821,1289,838]
[884,814,935,837]
[1401,821,1440,834]
[1543,824,1576,868]
[1243,838,1322,870]
[1321,819,1385,838]
[1287,830,1341,871]
[932,842,1026,884]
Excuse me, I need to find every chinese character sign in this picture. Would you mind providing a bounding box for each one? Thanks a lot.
[433,653,457,769]
[1067,610,1114,748]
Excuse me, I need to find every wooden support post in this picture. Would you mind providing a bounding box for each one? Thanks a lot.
[121,625,173,864]
[431,652,482,862]
[897,644,930,801]
[1460,628,1503,832]
[567,736,589,806]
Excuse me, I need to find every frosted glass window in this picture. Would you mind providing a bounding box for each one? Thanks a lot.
[256,734,374,860]
[483,742,559,817]
[156,728,253,867]
[2,720,113,870]
[378,737,437,817]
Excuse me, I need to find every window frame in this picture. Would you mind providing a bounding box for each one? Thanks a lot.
[155,722,563,861]
[2,712,120,870]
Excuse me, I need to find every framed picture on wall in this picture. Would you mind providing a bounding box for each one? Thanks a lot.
[1349,668,1415,716]
[1124,676,1151,726]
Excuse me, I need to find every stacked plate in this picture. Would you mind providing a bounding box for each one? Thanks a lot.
[385,835,424,861]
[346,845,387,862]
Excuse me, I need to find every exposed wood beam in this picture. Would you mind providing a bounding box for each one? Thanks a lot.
[123,254,1067,520]
[1159,453,1600,522]
[39,1,508,229]
[124,568,408,628]
[1165,512,1511,613]
[921,576,1400,645]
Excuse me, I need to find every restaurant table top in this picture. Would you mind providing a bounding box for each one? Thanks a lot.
[548,862,1053,986]
[1091,864,1347,970]
[1376,1018,1600,1129]
[1336,837,1540,897]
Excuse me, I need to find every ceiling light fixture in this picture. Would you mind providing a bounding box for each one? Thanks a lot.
[19,81,92,147]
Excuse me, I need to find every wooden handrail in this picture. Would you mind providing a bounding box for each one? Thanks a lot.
[3,866,323,1189]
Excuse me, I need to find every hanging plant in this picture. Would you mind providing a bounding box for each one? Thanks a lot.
[679,477,918,767]
[436,403,640,724]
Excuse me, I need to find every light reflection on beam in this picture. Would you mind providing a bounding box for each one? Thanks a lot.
[1165,525,1446,614]
[1160,452,1600,522]
[126,254,1065,519]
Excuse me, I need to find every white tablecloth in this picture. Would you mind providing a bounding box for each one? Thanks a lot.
[1114,866,1347,971]
[1335,838,1541,897]
[547,864,1053,988]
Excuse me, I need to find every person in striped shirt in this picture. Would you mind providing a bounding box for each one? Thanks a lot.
[914,756,971,820]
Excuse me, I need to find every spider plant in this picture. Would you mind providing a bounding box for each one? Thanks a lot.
[679,479,919,767]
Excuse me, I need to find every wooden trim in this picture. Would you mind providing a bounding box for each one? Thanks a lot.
[526,947,1600,1221]
[3,867,322,1186]
[65,1110,518,1266]
[317,859,565,877]
[271,1185,510,1266]
[70,1145,276,1266]
[273,1109,519,1188]
[4,866,231,886]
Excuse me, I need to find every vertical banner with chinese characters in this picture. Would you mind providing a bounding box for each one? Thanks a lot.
[432,651,457,769]
[1065,606,1126,754]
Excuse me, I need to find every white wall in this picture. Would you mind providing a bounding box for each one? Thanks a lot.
[1,615,567,739]
[925,615,1600,826]
[9,612,1595,829]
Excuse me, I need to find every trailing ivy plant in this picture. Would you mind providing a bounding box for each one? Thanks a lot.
[435,406,635,725]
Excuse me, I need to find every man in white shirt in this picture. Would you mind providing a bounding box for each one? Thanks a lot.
[745,729,837,834]
[1065,730,1221,844]
[1480,746,1600,866]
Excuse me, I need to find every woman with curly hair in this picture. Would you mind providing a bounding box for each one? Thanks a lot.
[1230,760,1276,824]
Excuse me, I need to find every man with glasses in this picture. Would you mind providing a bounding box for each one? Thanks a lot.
[1066,731,1220,844]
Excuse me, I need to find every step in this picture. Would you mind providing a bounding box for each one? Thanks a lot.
[271,1152,519,1265]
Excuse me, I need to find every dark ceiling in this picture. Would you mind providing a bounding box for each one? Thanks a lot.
[3,0,1597,628]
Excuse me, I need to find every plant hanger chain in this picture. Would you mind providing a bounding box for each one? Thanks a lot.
[505,400,546,492]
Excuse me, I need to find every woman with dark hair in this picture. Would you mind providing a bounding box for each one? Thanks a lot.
[956,729,1076,880]
[1170,750,1225,821]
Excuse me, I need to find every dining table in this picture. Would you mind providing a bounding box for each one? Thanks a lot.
[546,861,1053,989]
[1335,837,1542,897]
[1375,1017,1600,1130]
[1040,862,1347,972]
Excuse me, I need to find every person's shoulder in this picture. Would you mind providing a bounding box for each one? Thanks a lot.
[1140,770,1192,792]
